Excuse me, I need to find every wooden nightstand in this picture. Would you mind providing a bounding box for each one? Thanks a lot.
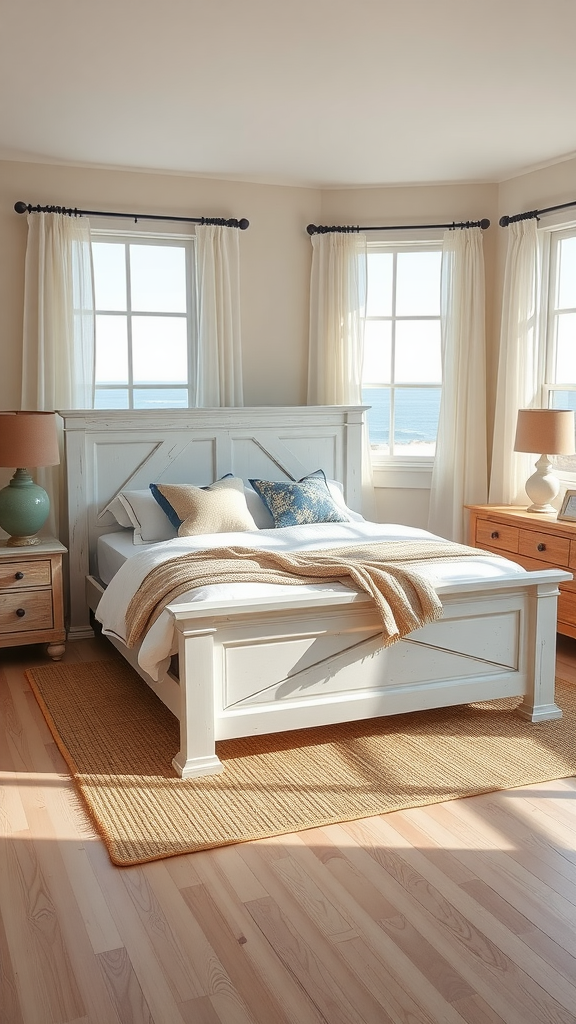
[466,504,576,639]
[0,537,66,660]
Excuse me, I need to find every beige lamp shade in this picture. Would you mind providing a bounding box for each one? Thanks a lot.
[514,408,575,456]
[0,411,60,468]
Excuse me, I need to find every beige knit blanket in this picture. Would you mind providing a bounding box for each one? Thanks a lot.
[124,539,483,649]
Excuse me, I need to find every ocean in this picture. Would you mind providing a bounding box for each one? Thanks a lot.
[362,386,441,445]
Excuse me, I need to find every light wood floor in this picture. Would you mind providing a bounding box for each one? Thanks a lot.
[1,635,576,1024]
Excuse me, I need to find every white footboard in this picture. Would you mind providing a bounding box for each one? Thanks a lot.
[169,569,569,778]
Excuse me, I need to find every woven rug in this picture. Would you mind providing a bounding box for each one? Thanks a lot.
[26,658,576,867]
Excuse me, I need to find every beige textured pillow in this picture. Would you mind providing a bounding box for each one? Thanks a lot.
[150,477,258,536]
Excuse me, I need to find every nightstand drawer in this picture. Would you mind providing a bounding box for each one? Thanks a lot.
[0,590,53,633]
[475,520,519,553]
[518,530,570,566]
[0,560,52,590]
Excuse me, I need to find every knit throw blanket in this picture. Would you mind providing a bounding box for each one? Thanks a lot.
[124,539,483,650]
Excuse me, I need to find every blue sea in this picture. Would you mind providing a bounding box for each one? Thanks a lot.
[362,387,440,445]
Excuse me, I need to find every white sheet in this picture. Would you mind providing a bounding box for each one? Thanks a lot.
[95,521,527,681]
[97,530,152,585]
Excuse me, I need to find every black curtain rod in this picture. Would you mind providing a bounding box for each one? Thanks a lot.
[499,199,576,227]
[14,201,249,230]
[306,218,490,235]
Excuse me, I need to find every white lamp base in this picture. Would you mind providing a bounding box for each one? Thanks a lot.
[524,454,559,514]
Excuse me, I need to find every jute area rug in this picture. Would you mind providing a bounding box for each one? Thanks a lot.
[26,658,576,867]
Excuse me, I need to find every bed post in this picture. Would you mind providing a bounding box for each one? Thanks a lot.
[171,621,224,778]
[518,578,563,722]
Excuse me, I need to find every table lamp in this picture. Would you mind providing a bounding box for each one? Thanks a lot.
[513,408,575,513]
[0,411,60,545]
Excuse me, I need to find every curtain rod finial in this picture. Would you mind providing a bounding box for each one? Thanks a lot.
[480,218,490,230]
[238,218,249,230]
[499,215,510,227]
[306,224,317,235]
[14,201,29,215]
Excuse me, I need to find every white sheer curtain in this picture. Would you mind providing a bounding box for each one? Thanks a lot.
[489,219,540,505]
[194,223,243,406]
[21,212,95,536]
[427,226,488,542]
[307,231,375,517]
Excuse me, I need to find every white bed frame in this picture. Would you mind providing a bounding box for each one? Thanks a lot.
[60,406,570,779]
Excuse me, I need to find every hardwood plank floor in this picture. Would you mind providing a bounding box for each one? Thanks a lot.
[1,634,575,1024]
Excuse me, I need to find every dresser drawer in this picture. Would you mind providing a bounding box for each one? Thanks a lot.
[475,520,519,553]
[558,588,576,627]
[0,590,54,633]
[0,560,52,590]
[518,530,570,566]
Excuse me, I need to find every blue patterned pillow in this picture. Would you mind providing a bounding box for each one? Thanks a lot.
[248,470,349,528]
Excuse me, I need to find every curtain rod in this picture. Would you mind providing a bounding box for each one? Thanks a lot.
[499,199,576,227]
[14,201,249,230]
[306,218,490,235]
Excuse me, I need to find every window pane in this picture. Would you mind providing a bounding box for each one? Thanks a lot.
[395,320,442,382]
[94,388,129,409]
[396,252,442,316]
[130,245,187,313]
[558,237,576,309]
[366,252,393,316]
[555,312,576,383]
[132,316,188,383]
[95,315,128,383]
[363,321,391,383]
[394,388,440,456]
[92,242,127,311]
[133,388,189,409]
[362,387,390,453]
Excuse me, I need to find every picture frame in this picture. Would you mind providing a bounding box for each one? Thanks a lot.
[557,490,576,522]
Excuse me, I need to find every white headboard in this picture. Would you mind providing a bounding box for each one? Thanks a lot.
[59,406,366,639]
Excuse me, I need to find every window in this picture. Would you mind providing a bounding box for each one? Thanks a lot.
[541,227,576,474]
[361,242,442,461]
[91,232,197,409]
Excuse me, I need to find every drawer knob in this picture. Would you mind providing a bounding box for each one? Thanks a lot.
[537,543,546,552]
[14,571,24,580]
[16,608,26,618]
[491,531,499,539]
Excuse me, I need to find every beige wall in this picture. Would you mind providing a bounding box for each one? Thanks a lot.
[1,155,575,528]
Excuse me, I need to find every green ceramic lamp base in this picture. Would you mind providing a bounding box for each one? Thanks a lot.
[0,469,50,546]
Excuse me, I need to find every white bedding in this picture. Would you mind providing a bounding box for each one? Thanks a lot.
[95,521,528,681]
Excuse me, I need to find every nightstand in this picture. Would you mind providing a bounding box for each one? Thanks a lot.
[466,504,576,639]
[0,537,66,660]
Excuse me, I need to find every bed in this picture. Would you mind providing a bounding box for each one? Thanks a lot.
[60,406,571,778]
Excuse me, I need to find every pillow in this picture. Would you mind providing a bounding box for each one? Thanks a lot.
[325,479,365,523]
[248,470,350,528]
[150,476,258,536]
[100,489,178,544]
[244,483,275,529]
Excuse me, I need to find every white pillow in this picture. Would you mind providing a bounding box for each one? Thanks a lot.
[100,489,177,544]
[325,479,365,522]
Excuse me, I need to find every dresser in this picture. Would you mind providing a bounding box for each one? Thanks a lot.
[0,538,66,660]
[466,505,576,639]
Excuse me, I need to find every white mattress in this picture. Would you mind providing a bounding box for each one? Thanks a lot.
[97,530,158,585]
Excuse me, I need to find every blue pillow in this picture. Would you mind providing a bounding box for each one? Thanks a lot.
[248,470,349,528]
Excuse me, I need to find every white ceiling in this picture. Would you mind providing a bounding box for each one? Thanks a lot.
[2,0,576,188]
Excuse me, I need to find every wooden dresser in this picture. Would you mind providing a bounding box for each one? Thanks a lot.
[466,504,576,639]
[0,537,66,660]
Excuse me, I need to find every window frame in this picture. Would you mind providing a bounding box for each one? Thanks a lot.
[361,235,443,482]
[538,221,576,481]
[91,224,198,410]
